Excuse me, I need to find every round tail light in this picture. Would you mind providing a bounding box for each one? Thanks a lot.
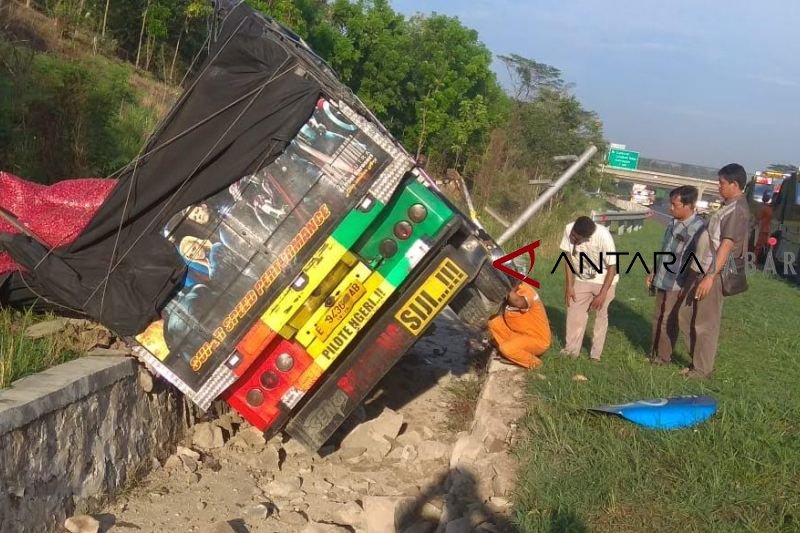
[260,371,279,390]
[380,239,398,257]
[394,221,413,240]
[408,204,427,223]
[246,389,264,406]
[275,353,295,372]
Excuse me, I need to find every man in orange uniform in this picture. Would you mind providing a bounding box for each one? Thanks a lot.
[488,282,552,369]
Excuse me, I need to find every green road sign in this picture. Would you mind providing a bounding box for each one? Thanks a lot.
[607,148,640,170]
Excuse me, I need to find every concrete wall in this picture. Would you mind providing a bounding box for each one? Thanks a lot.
[0,356,197,533]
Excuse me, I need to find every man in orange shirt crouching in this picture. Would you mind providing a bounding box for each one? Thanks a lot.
[488,282,552,369]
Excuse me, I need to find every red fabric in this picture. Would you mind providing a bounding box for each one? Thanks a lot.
[0,172,117,275]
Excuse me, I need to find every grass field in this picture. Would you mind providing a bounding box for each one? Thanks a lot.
[0,310,78,388]
[512,221,800,532]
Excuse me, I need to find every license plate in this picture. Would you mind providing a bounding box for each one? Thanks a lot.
[314,280,366,341]
[396,258,468,335]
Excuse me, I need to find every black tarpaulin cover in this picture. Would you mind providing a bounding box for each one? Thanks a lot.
[4,2,322,335]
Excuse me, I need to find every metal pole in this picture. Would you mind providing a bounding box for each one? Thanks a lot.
[0,205,48,246]
[497,144,598,246]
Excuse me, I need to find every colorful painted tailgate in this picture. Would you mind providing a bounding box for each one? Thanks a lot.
[222,177,458,436]
[126,2,506,452]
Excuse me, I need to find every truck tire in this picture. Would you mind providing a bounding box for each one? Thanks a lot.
[449,285,494,328]
[472,264,512,303]
[449,263,513,328]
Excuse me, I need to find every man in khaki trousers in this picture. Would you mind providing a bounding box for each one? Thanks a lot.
[559,216,619,361]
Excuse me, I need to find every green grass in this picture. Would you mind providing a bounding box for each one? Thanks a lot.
[443,376,484,433]
[513,221,800,533]
[0,309,79,388]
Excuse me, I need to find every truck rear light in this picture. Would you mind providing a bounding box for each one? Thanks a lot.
[260,371,279,389]
[246,389,264,406]
[394,221,413,240]
[408,204,427,222]
[224,341,314,432]
[380,239,398,257]
[232,322,278,376]
[275,352,295,372]
[236,321,277,362]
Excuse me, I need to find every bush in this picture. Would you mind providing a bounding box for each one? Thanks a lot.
[0,41,154,183]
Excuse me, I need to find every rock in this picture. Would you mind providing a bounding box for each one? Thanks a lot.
[489,497,511,509]
[25,319,67,339]
[197,501,208,511]
[137,368,154,392]
[334,500,363,526]
[238,426,267,449]
[387,444,418,463]
[572,374,589,382]
[213,416,235,435]
[340,410,402,460]
[309,479,334,494]
[337,447,366,461]
[280,511,309,527]
[264,476,302,498]
[150,457,162,471]
[193,422,226,450]
[397,430,423,447]
[176,446,201,460]
[421,426,435,440]
[417,441,449,462]
[492,454,516,497]
[449,435,484,469]
[492,466,515,498]
[369,408,404,440]
[188,472,202,484]
[201,521,237,533]
[289,490,308,503]
[363,496,415,533]
[164,455,183,470]
[444,517,472,533]
[340,424,378,451]
[180,455,199,473]
[247,503,273,520]
[64,515,100,533]
[282,438,308,457]
[260,445,281,471]
[202,455,223,472]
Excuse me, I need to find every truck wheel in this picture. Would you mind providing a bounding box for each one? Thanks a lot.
[473,264,512,303]
[449,285,497,328]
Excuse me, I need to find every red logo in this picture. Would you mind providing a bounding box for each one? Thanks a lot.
[492,240,541,288]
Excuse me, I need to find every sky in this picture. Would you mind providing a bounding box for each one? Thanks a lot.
[390,0,800,173]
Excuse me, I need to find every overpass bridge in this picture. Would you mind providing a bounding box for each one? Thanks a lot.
[601,165,720,199]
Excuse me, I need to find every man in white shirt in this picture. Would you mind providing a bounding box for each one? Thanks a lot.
[558,216,619,361]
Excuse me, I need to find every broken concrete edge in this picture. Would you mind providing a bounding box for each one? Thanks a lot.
[439,356,524,529]
[0,356,136,436]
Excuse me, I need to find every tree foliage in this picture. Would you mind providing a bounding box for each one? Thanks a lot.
[2,0,606,199]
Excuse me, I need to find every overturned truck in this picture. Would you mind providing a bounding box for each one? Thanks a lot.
[0,1,511,451]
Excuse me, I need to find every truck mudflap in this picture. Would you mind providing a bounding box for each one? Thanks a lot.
[285,237,487,451]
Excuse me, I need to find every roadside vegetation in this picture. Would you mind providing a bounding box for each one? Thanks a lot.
[0,1,605,382]
[512,221,800,532]
[0,310,79,387]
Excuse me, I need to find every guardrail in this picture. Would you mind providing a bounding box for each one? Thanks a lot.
[591,209,651,235]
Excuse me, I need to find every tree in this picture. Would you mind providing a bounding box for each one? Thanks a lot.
[498,53,571,102]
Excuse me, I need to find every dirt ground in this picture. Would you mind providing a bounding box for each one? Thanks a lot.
[92,309,505,533]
